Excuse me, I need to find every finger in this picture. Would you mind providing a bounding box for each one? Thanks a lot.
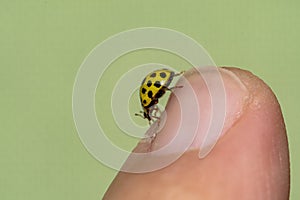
[104,67,289,200]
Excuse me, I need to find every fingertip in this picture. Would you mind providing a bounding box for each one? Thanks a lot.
[212,67,290,199]
[105,67,290,199]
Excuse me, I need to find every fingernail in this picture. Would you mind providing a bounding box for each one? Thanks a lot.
[149,66,250,158]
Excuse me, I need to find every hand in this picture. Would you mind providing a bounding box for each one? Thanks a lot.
[104,67,290,200]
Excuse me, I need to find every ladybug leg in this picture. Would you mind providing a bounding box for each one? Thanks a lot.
[167,85,183,91]
[151,105,161,117]
[174,70,185,77]
[167,71,185,90]
[134,111,145,119]
[151,115,161,127]
[150,105,161,119]
[165,71,184,92]
[135,111,153,125]
[149,105,162,126]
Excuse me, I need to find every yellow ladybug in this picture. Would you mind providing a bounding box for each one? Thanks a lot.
[135,68,184,124]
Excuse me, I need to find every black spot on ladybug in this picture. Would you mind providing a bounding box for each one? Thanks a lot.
[148,91,153,98]
[143,100,146,104]
[142,88,146,94]
[147,80,152,87]
[154,81,161,88]
[150,73,156,78]
[160,72,166,78]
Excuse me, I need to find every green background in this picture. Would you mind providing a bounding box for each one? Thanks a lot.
[1,0,299,199]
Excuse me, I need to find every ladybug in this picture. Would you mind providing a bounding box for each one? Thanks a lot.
[135,68,184,124]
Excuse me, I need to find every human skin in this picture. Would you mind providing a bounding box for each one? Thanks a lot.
[103,67,290,200]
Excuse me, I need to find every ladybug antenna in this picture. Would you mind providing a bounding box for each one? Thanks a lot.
[134,111,144,119]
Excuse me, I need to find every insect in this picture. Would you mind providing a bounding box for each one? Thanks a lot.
[135,68,184,124]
